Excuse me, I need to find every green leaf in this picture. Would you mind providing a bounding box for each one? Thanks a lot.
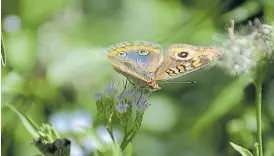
[6,104,39,138]
[222,1,261,23]
[190,75,253,135]
[230,142,253,156]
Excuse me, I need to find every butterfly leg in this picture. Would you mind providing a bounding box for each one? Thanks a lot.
[120,79,128,95]
[118,79,134,96]
[118,79,143,96]
[126,78,137,87]
[126,78,149,90]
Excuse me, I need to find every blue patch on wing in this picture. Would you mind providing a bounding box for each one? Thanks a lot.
[126,51,150,66]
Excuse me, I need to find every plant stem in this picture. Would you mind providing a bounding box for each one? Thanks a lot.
[253,143,259,156]
[255,82,263,156]
[106,112,116,143]
[124,142,133,156]
[120,128,135,151]
[127,131,137,144]
[106,127,116,143]
[120,132,129,151]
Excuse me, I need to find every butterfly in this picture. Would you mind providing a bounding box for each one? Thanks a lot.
[106,41,222,91]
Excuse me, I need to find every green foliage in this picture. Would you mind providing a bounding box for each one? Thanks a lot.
[230,142,253,156]
[191,76,252,135]
[6,104,70,156]
[6,104,40,138]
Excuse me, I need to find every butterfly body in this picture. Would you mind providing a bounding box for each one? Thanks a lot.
[107,41,221,91]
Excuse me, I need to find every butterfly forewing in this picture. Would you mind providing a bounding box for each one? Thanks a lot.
[107,41,164,83]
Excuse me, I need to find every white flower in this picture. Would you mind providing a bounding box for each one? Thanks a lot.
[50,110,93,133]
[254,24,273,58]
[217,21,274,76]
[219,34,257,76]
[70,110,93,133]
[49,112,71,133]
[80,136,98,152]
[70,142,84,156]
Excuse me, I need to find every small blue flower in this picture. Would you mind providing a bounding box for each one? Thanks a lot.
[104,87,116,96]
[136,102,149,111]
[94,93,102,101]
[116,104,128,113]
[117,95,123,104]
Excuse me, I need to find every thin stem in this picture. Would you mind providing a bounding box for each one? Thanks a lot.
[120,123,130,151]
[255,82,263,156]
[120,108,135,151]
[1,37,7,66]
[105,112,116,143]
[127,131,138,144]
[120,132,129,151]
[127,129,134,136]
[120,128,135,151]
[121,126,128,143]
[106,127,116,143]
[253,143,260,156]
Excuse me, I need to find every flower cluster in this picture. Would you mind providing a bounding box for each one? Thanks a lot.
[253,22,274,58]
[95,80,151,150]
[217,20,273,76]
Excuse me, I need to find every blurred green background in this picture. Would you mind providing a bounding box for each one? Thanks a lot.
[1,0,274,155]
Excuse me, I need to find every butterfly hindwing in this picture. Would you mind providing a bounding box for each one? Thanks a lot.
[154,44,222,81]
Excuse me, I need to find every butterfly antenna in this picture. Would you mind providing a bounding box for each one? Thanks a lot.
[160,80,196,84]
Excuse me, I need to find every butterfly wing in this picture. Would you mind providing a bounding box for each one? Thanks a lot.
[154,44,222,81]
[107,41,164,85]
